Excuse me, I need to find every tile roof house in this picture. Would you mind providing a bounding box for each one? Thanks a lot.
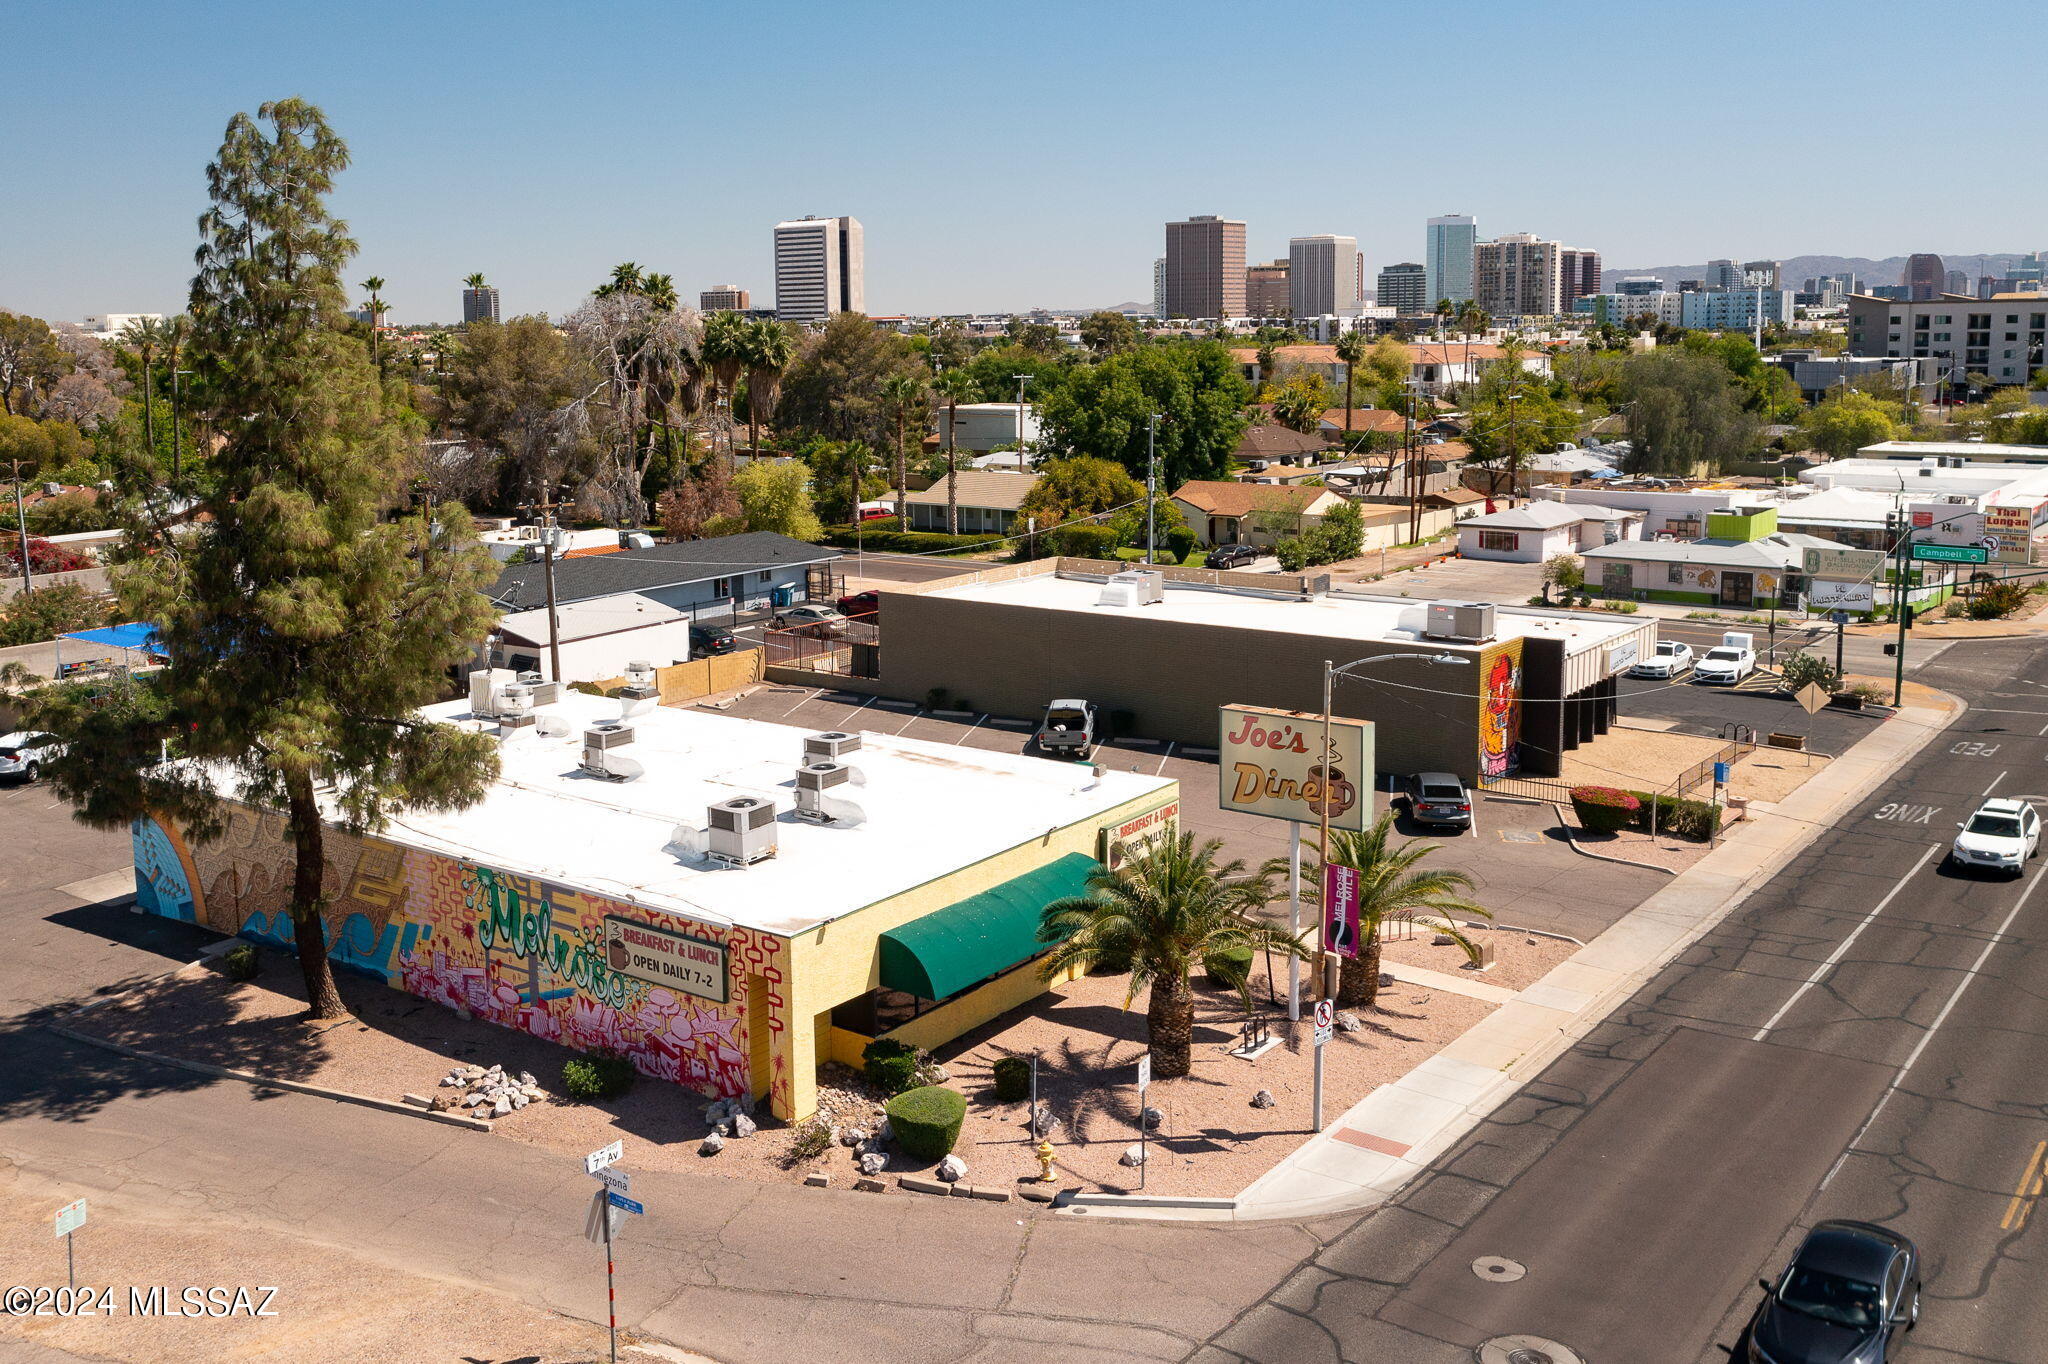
[1233,423,1331,463]
[900,470,1041,535]
[1171,480,1347,548]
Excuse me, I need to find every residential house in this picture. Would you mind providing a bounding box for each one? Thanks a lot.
[1457,501,1643,564]
[1171,481,1346,548]
[901,470,1041,535]
[488,531,841,619]
[489,595,699,683]
[1233,423,1331,465]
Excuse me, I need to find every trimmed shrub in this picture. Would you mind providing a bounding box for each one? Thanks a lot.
[222,943,261,982]
[991,1055,1031,1103]
[862,1037,920,1096]
[1165,526,1197,563]
[1626,790,1722,841]
[885,1085,968,1160]
[1054,524,1120,559]
[1569,785,1640,834]
[562,1052,637,1102]
[821,528,990,555]
[1203,944,1254,991]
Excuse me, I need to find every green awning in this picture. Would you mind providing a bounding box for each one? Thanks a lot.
[878,853,1101,1002]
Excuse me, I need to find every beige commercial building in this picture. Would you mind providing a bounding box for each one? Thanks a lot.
[1245,259,1290,316]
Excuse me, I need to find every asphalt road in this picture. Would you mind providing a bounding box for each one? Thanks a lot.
[1202,634,2048,1363]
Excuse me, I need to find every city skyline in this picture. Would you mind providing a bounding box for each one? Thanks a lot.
[4,0,2044,323]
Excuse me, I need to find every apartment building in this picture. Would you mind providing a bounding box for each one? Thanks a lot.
[774,216,865,324]
[1165,215,1247,318]
[1474,235,1568,317]
[1847,293,2048,387]
[1376,262,1428,314]
[1289,234,1359,317]
[699,285,751,311]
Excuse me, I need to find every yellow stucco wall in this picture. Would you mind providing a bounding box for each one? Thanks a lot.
[771,784,1177,1120]
[876,957,1089,1055]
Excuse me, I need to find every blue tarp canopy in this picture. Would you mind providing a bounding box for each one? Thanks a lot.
[60,623,164,654]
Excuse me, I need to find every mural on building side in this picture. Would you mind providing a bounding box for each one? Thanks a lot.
[130,812,790,1111]
[1478,641,1524,778]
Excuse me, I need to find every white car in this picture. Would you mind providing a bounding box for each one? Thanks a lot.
[1692,632,1756,685]
[0,731,61,783]
[1631,641,1694,679]
[773,604,848,638]
[1951,798,2041,876]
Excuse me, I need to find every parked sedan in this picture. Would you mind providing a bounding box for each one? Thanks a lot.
[1205,543,1260,570]
[688,623,738,657]
[1631,641,1695,679]
[835,590,880,619]
[1950,797,2041,876]
[0,731,61,784]
[1745,1219,1918,1362]
[1408,772,1472,828]
[774,604,849,638]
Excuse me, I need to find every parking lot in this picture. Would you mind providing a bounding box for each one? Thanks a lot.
[714,684,1669,944]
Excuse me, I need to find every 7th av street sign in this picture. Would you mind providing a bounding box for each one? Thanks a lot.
[1911,542,1988,564]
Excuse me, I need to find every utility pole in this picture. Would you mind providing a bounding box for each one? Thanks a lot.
[1144,414,1160,565]
[1404,379,1422,545]
[9,457,32,597]
[524,482,566,683]
[1012,374,1032,466]
[1890,511,1910,706]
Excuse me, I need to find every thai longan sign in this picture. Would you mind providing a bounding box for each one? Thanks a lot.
[603,915,728,1003]
[1218,705,1373,832]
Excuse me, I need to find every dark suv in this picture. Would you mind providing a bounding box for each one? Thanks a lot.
[1205,543,1259,570]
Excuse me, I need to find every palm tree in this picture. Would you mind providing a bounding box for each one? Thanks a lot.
[595,261,644,299]
[1334,331,1369,451]
[1038,832,1302,1078]
[464,271,487,292]
[741,318,797,457]
[358,276,388,366]
[933,369,976,534]
[700,311,748,468]
[882,372,926,524]
[640,272,679,312]
[1314,810,1491,1008]
[122,317,178,464]
[163,314,191,479]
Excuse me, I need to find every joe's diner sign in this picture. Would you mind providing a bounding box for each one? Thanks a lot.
[1218,704,1374,832]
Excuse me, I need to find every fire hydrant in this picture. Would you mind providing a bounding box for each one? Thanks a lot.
[1035,1137,1057,1183]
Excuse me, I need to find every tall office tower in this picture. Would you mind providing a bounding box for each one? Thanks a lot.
[1425,214,1477,305]
[1617,276,1665,296]
[1288,234,1359,317]
[699,285,751,311]
[1376,262,1428,314]
[773,215,864,323]
[1474,234,1574,316]
[1704,259,1743,291]
[1742,260,1783,289]
[1244,260,1291,316]
[2010,252,2047,290]
[1830,272,1861,295]
[1153,257,1168,317]
[1164,215,1247,318]
[1944,269,1970,296]
[1903,253,1945,302]
[1560,248,1602,311]
[461,285,501,324]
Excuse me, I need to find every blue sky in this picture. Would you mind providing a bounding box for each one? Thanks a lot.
[4,0,2039,323]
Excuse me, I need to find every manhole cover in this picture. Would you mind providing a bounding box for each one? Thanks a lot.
[1475,1336,1583,1364]
[1470,1255,1527,1282]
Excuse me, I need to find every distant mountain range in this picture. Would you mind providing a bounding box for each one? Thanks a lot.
[1602,253,2039,292]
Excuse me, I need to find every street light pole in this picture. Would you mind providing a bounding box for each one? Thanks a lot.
[1145,414,1161,565]
[1012,374,1032,467]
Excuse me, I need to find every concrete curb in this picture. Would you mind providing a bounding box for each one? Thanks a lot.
[45,1024,496,1134]
[1061,692,1964,1223]
[1548,802,1681,876]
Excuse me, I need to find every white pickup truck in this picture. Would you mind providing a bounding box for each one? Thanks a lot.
[1692,631,1757,685]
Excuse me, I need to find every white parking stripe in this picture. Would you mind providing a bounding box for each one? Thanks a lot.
[1752,843,1940,1041]
[954,715,988,744]
[1155,742,1176,775]
[780,688,823,717]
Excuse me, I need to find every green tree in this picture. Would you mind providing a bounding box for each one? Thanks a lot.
[0,583,106,646]
[961,342,1066,407]
[357,275,388,366]
[439,316,599,507]
[1037,832,1301,1078]
[1313,499,1364,561]
[933,369,976,534]
[1077,310,1140,356]
[0,413,88,481]
[46,98,504,1022]
[1015,455,1144,539]
[741,319,798,456]
[1541,552,1584,601]
[776,313,923,447]
[881,372,927,525]
[731,458,823,541]
[1620,348,1761,476]
[700,310,749,462]
[1333,332,1369,443]
[1315,811,1491,1008]
[0,311,71,417]
[1270,374,1326,434]
[1035,341,1250,487]
[1463,344,1577,493]
[1799,389,1899,460]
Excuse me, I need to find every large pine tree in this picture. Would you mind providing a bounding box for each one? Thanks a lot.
[44,100,502,1019]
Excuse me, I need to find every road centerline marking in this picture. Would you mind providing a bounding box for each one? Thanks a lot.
[1753,843,1941,1041]
[2000,1140,2048,1231]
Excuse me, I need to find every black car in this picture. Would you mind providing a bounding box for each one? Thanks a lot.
[689,623,738,657]
[1746,1220,1918,1363]
[1205,543,1260,570]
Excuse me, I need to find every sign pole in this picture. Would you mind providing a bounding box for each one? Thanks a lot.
[603,1197,617,1364]
[66,1228,74,1290]
[1835,613,1845,682]
[1136,1053,1151,1191]
[1893,516,1909,707]
[1286,822,1303,1021]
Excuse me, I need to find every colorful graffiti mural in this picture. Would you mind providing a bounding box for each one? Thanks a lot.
[133,812,789,1109]
[1478,643,1523,779]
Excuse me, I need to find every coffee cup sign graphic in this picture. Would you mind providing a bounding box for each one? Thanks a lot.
[1305,762,1356,823]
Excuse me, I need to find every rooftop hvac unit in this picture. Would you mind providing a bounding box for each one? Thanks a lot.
[706,797,778,865]
[1098,570,1165,608]
[578,746,643,781]
[1424,601,1496,643]
[795,761,857,793]
[804,731,863,762]
[468,667,514,719]
[794,762,868,824]
[514,671,563,707]
[583,722,636,750]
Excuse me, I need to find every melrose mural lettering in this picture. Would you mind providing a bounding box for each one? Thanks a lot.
[469,866,637,1012]
[1218,704,1372,833]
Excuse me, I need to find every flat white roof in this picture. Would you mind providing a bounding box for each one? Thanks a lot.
[499,595,686,646]
[925,572,1640,654]
[333,692,1170,939]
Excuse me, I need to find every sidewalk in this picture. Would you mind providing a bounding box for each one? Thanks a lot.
[1081,688,1962,1222]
